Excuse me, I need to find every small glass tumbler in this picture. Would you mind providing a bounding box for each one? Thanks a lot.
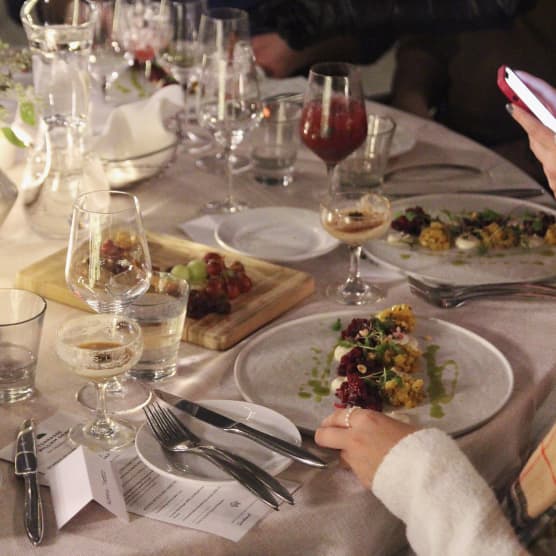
[337,114,396,191]
[0,289,47,403]
[127,271,189,382]
[251,99,301,187]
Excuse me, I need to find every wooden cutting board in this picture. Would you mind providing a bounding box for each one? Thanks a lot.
[15,231,316,350]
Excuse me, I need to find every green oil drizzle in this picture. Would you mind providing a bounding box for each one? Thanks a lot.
[400,254,411,260]
[423,344,459,418]
[297,345,334,402]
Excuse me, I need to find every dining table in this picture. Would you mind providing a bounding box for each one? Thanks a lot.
[1,75,556,556]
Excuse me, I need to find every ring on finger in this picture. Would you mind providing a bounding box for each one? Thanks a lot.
[344,406,359,428]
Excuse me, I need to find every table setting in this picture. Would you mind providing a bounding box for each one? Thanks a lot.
[2,1,556,555]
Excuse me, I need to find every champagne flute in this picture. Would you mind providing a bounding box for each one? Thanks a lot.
[66,190,152,413]
[300,62,368,193]
[196,22,262,212]
[194,7,254,176]
[89,0,134,100]
[56,313,143,451]
[159,0,212,152]
[320,190,391,305]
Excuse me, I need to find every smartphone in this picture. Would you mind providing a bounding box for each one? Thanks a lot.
[497,65,556,133]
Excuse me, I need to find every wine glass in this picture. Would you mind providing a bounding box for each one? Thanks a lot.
[159,0,212,152]
[196,25,262,212]
[66,190,152,413]
[300,62,368,193]
[116,0,173,79]
[56,313,143,451]
[194,7,254,176]
[89,0,134,100]
[320,190,391,305]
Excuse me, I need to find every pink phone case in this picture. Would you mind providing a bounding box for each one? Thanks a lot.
[497,65,530,113]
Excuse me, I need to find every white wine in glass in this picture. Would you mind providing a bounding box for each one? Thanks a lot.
[66,190,152,413]
[321,191,391,305]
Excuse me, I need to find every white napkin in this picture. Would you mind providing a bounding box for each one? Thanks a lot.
[92,84,184,160]
[178,214,224,247]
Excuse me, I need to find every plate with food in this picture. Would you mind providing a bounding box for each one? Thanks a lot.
[234,305,513,436]
[363,194,556,285]
[136,399,300,484]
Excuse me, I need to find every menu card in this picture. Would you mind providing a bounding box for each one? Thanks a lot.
[1,413,299,542]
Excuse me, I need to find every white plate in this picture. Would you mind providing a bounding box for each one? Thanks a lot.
[364,193,556,285]
[214,207,340,262]
[135,399,300,484]
[389,124,416,158]
[234,311,514,437]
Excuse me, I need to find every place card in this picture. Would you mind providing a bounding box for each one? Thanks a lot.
[47,446,129,528]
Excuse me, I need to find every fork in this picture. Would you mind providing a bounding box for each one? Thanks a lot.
[144,404,292,509]
[407,275,556,308]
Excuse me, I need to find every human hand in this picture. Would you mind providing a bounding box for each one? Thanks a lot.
[251,32,308,78]
[510,103,556,195]
[314,407,417,489]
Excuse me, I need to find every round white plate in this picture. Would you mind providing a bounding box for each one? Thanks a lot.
[234,311,514,437]
[364,193,556,285]
[214,207,340,262]
[389,124,416,158]
[135,399,300,484]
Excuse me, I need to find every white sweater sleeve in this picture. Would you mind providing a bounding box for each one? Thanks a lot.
[371,428,529,556]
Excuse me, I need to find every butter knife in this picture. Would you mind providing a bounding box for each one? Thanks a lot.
[14,419,44,546]
[154,390,327,468]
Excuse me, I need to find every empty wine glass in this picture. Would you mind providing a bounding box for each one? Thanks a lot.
[320,189,391,305]
[89,0,134,100]
[300,62,368,193]
[66,190,152,413]
[159,0,211,152]
[56,313,143,451]
[196,20,262,212]
[194,7,254,175]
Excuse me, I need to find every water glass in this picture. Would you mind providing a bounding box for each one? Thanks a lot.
[251,99,301,187]
[127,271,189,382]
[338,114,396,190]
[0,289,47,403]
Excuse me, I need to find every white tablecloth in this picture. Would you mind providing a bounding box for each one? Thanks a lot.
[1,90,556,556]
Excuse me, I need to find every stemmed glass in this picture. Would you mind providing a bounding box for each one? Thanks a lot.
[196,14,262,212]
[159,0,211,152]
[89,0,134,100]
[194,7,254,176]
[320,189,391,305]
[56,313,143,451]
[300,62,368,193]
[65,190,152,413]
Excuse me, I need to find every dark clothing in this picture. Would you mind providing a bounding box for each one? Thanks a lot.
[251,0,537,50]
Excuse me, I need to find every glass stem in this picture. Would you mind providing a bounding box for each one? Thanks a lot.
[347,244,362,285]
[91,381,115,438]
[326,163,336,194]
[224,144,234,204]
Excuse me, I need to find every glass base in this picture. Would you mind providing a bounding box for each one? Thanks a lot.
[182,128,212,153]
[68,418,136,452]
[202,197,248,214]
[77,377,152,415]
[326,280,385,305]
[195,152,251,175]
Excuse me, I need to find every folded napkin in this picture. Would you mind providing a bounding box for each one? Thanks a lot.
[92,84,184,161]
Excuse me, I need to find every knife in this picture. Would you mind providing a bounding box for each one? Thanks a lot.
[154,390,327,468]
[14,419,44,546]
[386,188,545,199]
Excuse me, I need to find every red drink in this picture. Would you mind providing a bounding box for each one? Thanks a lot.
[300,96,368,165]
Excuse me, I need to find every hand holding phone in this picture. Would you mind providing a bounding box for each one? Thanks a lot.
[497,65,556,133]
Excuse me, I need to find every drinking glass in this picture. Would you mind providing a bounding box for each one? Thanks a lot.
[194,7,253,176]
[196,18,262,212]
[66,190,152,413]
[300,62,368,194]
[159,0,211,152]
[320,190,391,305]
[89,0,134,99]
[56,313,143,451]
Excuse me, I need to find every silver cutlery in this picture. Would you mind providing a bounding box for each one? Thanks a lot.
[407,275,556,308]
[14,419,44,546]
[154,390,327,469]
[144,404,290,510]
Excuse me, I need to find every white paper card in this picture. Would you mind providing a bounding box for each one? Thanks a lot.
[48,446,129,528]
